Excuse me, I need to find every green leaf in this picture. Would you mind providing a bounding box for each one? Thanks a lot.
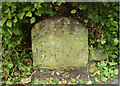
[56,2,62,6]
[89,45,93,50]
[13,78,21,83]
[14,72,19,76]
[21,78,31,83]
[5,38,9,44]
[35,11,41,16]
[23,7,30,11]
[45,9,53,15]
[14,17,18,23]
[90,39,95,44]
[35,24,39,29]
[80,79,88,84]
[34,3,37,8]
[89,69,95,73]
[71,78,76,82]
[32,77,38,84]
[26,11,32,17]
[26,72,31,75]
[32,8,35,11]
[17,12,25,20]
[106,22,110,27]
[26,66,32,71]
[6,2,12,6]
[86,81,92,84]
[100,19,105,25]
[114,38,119,45]
[4,8,10,13]
[2,17,7,26]
[114,69,118,75]
[84,19,88,23]
[100,74,108,83]
[109,62,117,66]
[112,21,118,26]
[71,9,76,14]
[79,5,87,10]
[8,11,12,19]
[101,39,106,44]
[30,17,35,24]
[8,63,13,68]
[6,20,12,27]
[7,28,12,35]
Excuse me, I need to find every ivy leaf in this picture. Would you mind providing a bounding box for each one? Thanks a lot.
[8,11,12,19]
[114,38,119,45]
[114,69,118,75]
[80,79,88,84]
[6,2,12,6]
[7,28,12,35]
[101,39,106,44]
[106,22,110,27]
[71,78,76,82]
[100,74,108,83]
[86,81,92,84]
[4,8,10,13]
[34,3,37,8]
[109,62,117,66]
[45,9,53,15]
[71,9,76,14]
[32,77,38,84]
[84,19,88,23]
[35,24,39,29]
[79,5,87,10]
[23,7,30,11]
[100,19,105,25]
[112,21,117,26]
[2,17,7,26]
[17,12,25,20]
[14,17,18,23]
[35,11,41,16]
[13,28,20,35]
[5,38,9,44]
[89,69,95,73]
[26,11,32,17]
[56,2,62,6]
[30,17,35,24]
[8,63,13,68]
[6,20,12,27]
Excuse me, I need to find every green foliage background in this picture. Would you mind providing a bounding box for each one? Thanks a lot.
[1,2,119,84]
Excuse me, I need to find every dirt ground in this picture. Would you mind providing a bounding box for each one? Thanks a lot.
[27,62,118,84]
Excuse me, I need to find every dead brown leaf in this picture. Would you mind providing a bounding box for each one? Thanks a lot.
[49,80,53,84]
[76,75,80,79]
[90,66,98,71]
[51,71,55,76]
[70,67,75,70]
[4,75,8,79]
[67,81,72,84]
[63,67,68,70]
[62,74,65,77]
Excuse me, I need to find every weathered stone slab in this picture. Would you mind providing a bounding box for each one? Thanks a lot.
[89,49,108,61]
[31,17,88,68]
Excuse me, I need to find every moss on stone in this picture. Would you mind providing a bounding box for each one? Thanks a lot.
[31,17,88,69]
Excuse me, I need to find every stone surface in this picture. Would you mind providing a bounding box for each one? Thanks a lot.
[89,49,108,61]
[31,17,88,68]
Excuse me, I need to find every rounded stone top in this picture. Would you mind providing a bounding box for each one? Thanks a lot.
[31,17,87,40]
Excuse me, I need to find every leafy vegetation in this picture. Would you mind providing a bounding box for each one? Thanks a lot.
[1,2,119,84]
